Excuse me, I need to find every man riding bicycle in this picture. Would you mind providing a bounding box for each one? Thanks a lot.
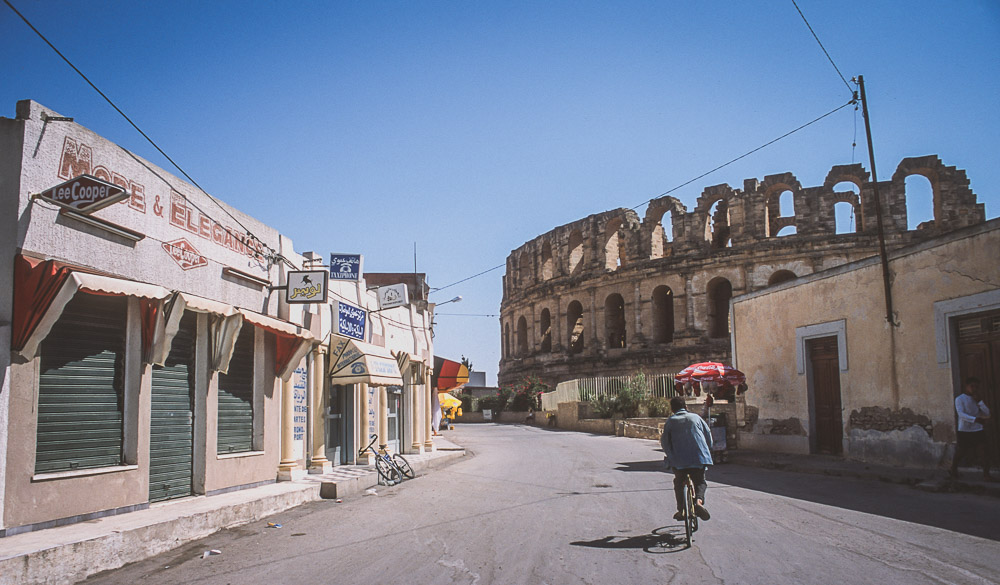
[660,396,713,522]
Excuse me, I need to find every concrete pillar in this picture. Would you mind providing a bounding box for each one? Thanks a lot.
[308,349,331,474]
[277,376,304,481]
[358,382,372,464]
[378,386,389,451]
[411,368,423,452]
[424,367,435,450]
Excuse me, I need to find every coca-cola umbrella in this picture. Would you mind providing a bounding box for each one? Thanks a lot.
[675,362,746,387]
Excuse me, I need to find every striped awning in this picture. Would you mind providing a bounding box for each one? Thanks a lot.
[329,336,403,386]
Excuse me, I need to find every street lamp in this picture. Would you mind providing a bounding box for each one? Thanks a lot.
[436,295,462,307]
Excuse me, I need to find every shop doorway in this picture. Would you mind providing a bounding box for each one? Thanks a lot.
[386,386,403,453]
[955,308,1000,467]
[808,335,843,455]
[326,384,354,465]
[149,312,196,502]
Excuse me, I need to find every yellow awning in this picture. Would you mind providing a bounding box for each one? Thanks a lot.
[329,336,403,386]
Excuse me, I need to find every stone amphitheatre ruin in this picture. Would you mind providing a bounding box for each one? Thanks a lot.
[498,155,985,388]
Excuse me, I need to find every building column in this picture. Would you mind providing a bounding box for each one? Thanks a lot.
[378,386,389,451]
[411,367,424,453]
[277,376,305,481]
[423,367,435,450]
[358,382,372,464]
[309,349,331,474]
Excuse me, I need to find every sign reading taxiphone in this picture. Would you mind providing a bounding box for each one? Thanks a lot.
[330,253,363,281]
[285,270,329,304]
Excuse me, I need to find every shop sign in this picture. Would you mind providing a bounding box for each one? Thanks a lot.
[37,174,128,214]
[329,253,363,281]
[285,270,328,304]
[163,238,208,270]
[336,300,366,341]
[377,283,409,310]
[292,367,308,457]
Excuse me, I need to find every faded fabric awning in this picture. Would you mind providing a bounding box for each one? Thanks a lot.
[433,356,469,391]
[238,309,315,382]
[13,255,171,359]
[329,336,403,386]
[153,292,243,373]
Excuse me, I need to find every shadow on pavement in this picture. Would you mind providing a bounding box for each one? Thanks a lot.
[570,525,689,553]
[613,458,1000,541]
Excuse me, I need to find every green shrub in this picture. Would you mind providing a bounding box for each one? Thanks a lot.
[646,396,670,417]
[591,394,617,418]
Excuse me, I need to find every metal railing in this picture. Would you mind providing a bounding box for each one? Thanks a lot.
[577,373,676,402]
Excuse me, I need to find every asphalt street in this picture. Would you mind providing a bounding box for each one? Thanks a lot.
[83,424,1000,585]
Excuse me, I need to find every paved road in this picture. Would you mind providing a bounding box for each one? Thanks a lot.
[84,424,1000,585]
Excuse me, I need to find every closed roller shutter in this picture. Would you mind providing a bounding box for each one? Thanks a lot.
[36,294,126,474]
[218,326,254,453]
[149,312,195,502]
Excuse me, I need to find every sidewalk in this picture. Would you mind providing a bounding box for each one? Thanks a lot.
[726,448,1000,498]
[0,437,465,585]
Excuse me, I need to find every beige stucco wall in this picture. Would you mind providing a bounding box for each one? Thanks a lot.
[732,219,1000,467]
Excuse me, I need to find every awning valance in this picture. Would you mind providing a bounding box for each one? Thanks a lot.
[153,292,243,372]
[329,336,403,386]
[433,355,469,391]
[238,309,315,382]
[13,255,171,359]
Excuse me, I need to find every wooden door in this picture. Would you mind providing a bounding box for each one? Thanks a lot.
[809,336,843,455]
[955,309,1000,467]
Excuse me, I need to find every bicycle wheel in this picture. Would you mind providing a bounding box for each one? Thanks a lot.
[684,481,696,546]
[393,454,415,479]
[375,456,400,486]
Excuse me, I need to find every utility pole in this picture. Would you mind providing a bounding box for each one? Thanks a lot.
[858,75,895,325]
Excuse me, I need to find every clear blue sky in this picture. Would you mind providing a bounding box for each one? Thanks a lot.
[4,1,998,385]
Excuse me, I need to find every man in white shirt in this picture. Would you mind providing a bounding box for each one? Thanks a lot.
[949,377,993,480]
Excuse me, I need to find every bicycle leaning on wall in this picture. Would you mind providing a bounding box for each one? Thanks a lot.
[358,434,415,486]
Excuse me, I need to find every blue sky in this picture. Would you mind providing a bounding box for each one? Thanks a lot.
[3,1,998,384]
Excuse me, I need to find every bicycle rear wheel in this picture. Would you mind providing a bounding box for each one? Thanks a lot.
[375,456,400,486]
[393,454,415,479]
[684,481,697,546]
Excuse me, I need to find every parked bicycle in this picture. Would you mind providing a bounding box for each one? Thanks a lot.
[358,434,415,486]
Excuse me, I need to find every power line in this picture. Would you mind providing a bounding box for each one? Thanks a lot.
[792,0,854,95]
[430,264,505,294]
[4,0,278,264]
[435,313,499,318]
[633,99,855,211]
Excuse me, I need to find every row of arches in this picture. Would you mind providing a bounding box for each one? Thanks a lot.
[502,277,750,359]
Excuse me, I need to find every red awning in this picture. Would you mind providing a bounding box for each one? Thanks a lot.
[238,309,316,381]
[433,356,469,391]
[12,255,171,359]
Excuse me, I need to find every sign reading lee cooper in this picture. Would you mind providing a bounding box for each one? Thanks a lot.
[163,238,208,270]
[37,174,128,214]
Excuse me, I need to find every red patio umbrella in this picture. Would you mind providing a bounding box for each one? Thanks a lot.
[675,362,746,386]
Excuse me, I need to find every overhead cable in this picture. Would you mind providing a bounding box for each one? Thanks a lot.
[791,0,854,95]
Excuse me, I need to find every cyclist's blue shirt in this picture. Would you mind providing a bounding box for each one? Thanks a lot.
[660,409,714,469]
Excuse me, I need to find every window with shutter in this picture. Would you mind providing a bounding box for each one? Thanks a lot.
[217,326,254,453]
[35,294,127,473]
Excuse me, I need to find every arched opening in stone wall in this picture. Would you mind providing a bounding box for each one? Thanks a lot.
[779,190,795,216]
[652,285,674,344]
[833,181,860,233]
[568,230,584,275]
[705,200,731,249]
[835,201,856,234]
[605,218,625,270]
[516,316,528,356]
[567,301,585,354]
[605,293,627,349]
[707,277,733,338]
[777,225,797,237]
[905,174,935,230]
[651,210,673,259]
[541,242,554,280]
[503,323,510,358]
[539,308,552,353]
[519,253,532,285]
[768,270,796,286]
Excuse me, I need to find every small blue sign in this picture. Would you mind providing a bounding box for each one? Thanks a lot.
[330,253,363,281]
[337,301,367,341]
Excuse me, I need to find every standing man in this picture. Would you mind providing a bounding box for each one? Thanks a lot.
[950,377,993,480]
[661,396,713,521]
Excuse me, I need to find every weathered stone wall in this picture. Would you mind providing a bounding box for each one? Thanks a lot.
[500,157,985,389]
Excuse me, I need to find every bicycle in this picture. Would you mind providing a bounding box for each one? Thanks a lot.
[682,473,699,547]
[358,434,415,486]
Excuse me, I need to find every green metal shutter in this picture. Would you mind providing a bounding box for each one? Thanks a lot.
[35,294,127,474]
[217,326,254,453]
[149,312,195,502]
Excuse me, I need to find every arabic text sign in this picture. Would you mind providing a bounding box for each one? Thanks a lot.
[336,300,366,341]
[286,270,328,304]
[329,253,362,281]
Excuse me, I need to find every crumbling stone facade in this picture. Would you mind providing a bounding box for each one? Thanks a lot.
[500,156,985,388]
